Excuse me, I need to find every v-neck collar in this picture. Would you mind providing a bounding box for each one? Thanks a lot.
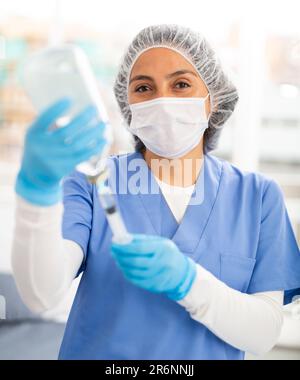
[172,155,223,254]
[124,152,223,255]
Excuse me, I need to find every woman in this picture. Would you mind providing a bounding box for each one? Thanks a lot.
[12,24,300,360]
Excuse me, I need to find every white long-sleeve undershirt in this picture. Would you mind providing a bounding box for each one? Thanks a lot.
[11,196,284,356]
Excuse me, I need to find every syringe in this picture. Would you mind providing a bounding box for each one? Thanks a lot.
[88,168,132,245]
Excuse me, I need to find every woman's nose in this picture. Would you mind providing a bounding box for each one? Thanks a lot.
[155,87,173,98]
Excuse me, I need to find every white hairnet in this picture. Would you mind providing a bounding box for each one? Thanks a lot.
[114,24,239,153]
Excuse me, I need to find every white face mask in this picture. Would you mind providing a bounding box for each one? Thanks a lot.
[129,95,210,158]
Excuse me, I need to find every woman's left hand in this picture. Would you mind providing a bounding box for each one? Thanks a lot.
[111,234,196,300]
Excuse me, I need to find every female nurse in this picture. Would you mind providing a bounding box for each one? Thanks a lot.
[12,24,300,360]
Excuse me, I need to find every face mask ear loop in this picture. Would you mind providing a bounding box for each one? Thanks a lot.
[204,93,211,121]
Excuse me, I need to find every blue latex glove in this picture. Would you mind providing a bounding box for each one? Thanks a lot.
[111,234,196,301]
[16,98,106,206]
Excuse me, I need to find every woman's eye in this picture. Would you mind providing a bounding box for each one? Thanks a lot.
[135,85,150,93]
[175,82,191,89]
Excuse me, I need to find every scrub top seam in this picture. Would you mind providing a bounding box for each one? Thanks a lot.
[191,158,224,261]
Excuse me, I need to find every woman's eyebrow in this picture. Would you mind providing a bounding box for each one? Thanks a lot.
[166,70,198,79]
[129,75,154,85]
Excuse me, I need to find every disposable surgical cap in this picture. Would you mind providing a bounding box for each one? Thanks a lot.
[114,24,239,153]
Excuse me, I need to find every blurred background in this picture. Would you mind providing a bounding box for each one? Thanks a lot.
[0,0,299,360]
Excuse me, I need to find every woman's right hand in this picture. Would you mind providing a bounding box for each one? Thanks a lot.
[15,98,107,206]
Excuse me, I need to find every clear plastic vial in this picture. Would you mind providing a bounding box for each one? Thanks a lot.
[22,45,132,243]
[22,44,112,179]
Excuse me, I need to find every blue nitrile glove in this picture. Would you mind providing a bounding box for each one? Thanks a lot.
[111,234,196,301]
[16,98,106,206]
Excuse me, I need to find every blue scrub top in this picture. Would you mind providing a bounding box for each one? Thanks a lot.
[59,152,300,360]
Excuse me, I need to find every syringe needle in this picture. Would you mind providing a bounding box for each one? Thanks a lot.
[97,181,132,245]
